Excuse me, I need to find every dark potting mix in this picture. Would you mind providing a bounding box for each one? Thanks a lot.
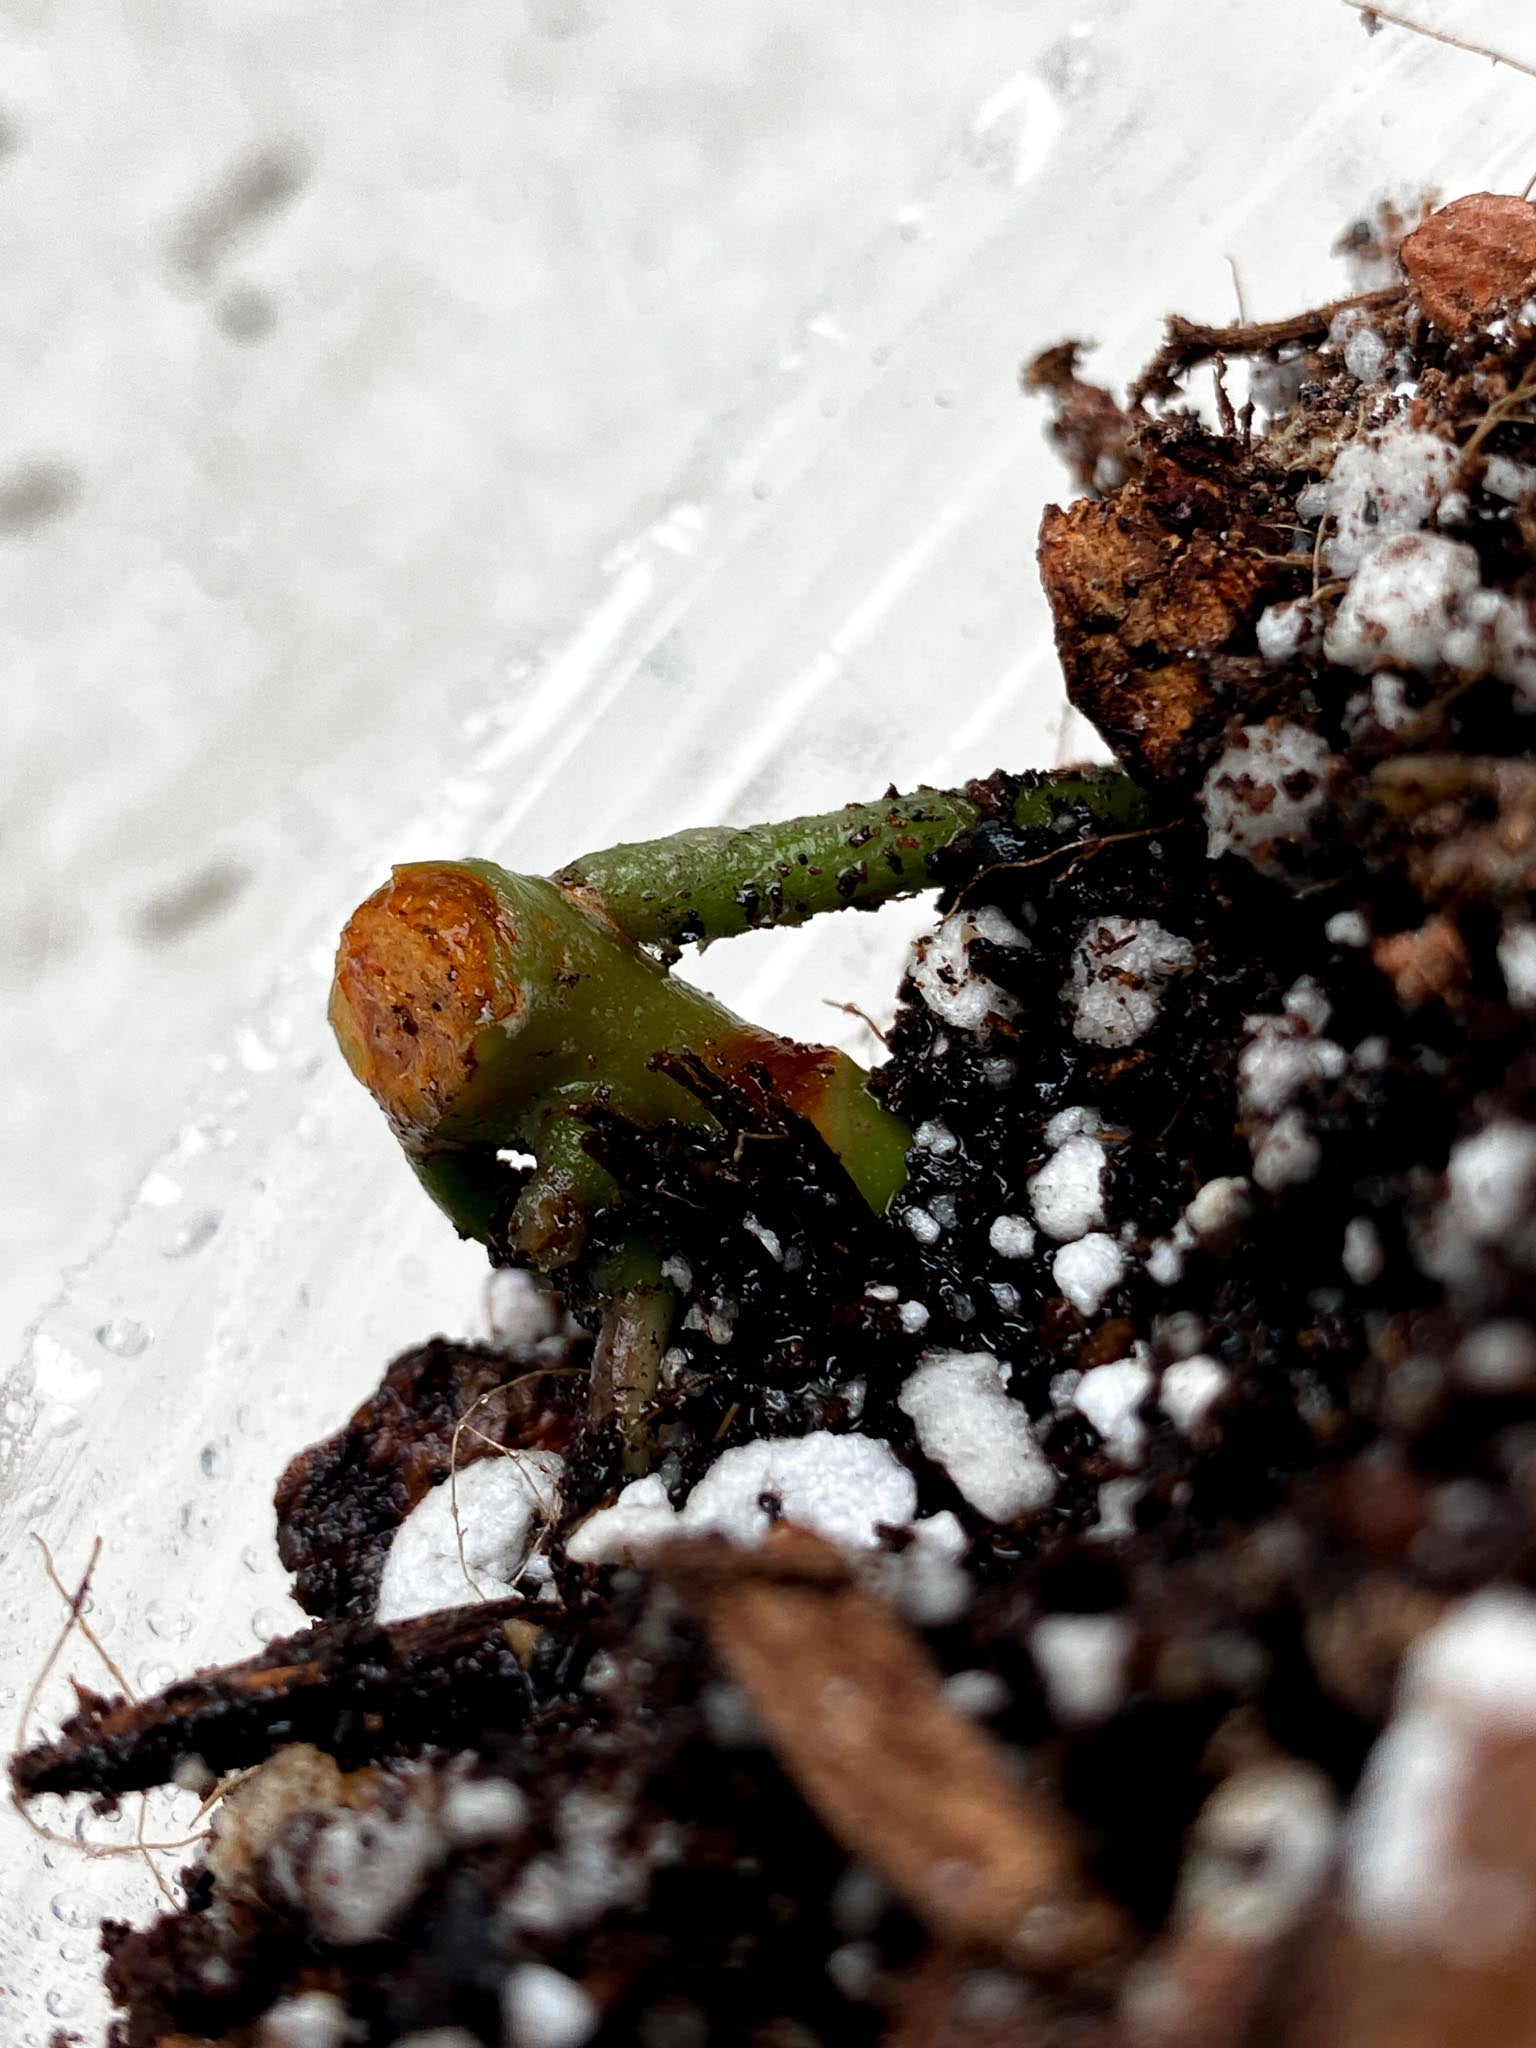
[17,190,1536,2048]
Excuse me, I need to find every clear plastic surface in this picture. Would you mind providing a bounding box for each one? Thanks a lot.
[7,5,1536,2036]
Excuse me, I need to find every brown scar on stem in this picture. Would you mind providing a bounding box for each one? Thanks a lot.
[329,865,519,1145]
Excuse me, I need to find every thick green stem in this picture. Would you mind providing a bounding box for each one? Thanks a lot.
[331,768,1149,1264]
[330,860,911,1265]
[555,769,1150,953]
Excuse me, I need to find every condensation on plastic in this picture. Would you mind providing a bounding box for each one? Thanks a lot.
[6,6,1536,2035]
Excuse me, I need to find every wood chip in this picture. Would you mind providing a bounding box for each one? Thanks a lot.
[1371,914,1470,1009]
[663,1527,1131,1975]
[11,1598,543,1799]
[1401,193,1536,336]
[1037,440,1288,788]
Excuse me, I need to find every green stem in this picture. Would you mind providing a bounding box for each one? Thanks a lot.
[330,769,1149,1264]
[588,1239,676,1475]
[555,769,1150,953]
[330,860,911,1265]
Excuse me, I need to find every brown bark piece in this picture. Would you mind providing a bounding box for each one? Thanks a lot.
[1023,340,1132,496]
[1038,471,1282,787]
[1401,193,1536,336]
[665,1528,1131,1975]
[11,1598,541,1799]
[1274,1731,1536,2046]
[1371,915,1471,1009]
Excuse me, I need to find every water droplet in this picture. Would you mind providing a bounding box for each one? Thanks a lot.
[49,1890,95,1929]
[199,1442,223,1479]
[137,1660,176,1692]
[240,1544,263,1573]
[95,1317,151,1357]
[235,1025,280,1074]
[144,1602,193,1641]
[58,1937,90,1965]
[251,1606,290,1643]
[162,1210,220,1258]
[20,1487,57,1519]
[45,1987,80,2019]
[0,1684,16,1706]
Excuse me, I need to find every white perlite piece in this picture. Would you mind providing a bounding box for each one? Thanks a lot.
[567,1431,917,1564]
[1321,424,1459,576]
[1074,1352,1154,1464]
[1031,1612,1132,1724]
[1256,596,1324,665]
[865,1508,972,1628]
[1343,1215,1385,1287]
[1370,671,1413,731]
[1345,1588,1536,1961]
[440,1774,528,1846]
[1499,922,1536,1007]
[1030,1129,1108,1243]
[257,1992,351,2048]
[944,1668,1010,1718]
[1200,724,1335,869]
[1457,1322,1536,1392]
[1239,1005,1347,1118]
[1445,1121,1536,1243]
[501,1963,600,2048]
[1325,530,1536,702]
[1045,1103,1102,1145]
[1062,915,1195,1048]
[908,903,1025,1031]
[1343,322,1390,386]
[1485,454,1536,503]
[1052,1232,1125,1317]
[914,1119,958,1156]
[1237,1001,1346,1193]
[270,1795,444,1947]
[1326,909,1370,948]
[1159,1356,1229,1435]
[1145,1238,1183,1286]
[504,1785,650,1939]
[483,1268,567,1349]
[1326,530,1479,671]
[1252,1108,1320,1192]
[1185,1175,1252,1241]
[1174,1763,1338,1943]
[375,1451,564,1624]
[988,1212,1035,1260]
[902,1205,941,1246]
[898,1349,1056,1521]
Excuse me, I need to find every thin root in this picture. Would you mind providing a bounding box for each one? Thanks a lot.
[447,1368,581,1605]
[1341,1,1536,83]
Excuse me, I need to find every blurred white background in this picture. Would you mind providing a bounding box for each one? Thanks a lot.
[1,0,1086,1366]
